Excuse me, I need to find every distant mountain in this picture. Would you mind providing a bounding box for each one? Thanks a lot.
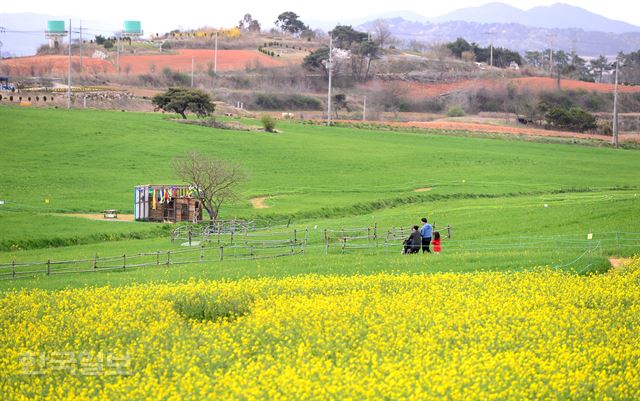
[358,18,640,56]
[307,10,429,31]
[432,2,640,34]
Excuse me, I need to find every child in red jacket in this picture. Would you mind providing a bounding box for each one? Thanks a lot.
[432,231,442,253]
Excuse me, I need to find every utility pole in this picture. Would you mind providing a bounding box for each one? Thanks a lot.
[547,34,554,73]
[362,95,367,121]
[116,33,120,74]
[327,35,333,127]
[485,31,495,67]
[191,56,195,87]
[79,20,83,71]
[490,43,493,67]
[613,59,619,148]
[214,32,218,74]
[67,19,72,109]
[0,26,5,60]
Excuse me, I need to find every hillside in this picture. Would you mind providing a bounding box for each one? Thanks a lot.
[432,2,640,33]
[358,18,640,56]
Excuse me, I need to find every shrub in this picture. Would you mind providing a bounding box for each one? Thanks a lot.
[253,93,322,110]
[261,114,276,132]
[543,105,597,132]
[447,107,466,117]
[162,67,190,86]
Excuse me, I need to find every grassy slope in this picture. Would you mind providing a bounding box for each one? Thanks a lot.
[1,190,637,290]
[1,106,639,289]
[2,106,638,215]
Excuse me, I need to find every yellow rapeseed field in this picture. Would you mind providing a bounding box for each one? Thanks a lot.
[1,259,639,400]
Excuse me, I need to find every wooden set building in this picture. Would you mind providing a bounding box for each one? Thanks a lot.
[134,184,202,223]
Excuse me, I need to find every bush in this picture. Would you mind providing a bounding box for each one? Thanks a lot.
[103,40,114,50]
[447,107,466,117]
[162,67,190,86]
[254,93,322,110]
[543,105,597,132]
[261,114,276,132]
[597,120,613,136]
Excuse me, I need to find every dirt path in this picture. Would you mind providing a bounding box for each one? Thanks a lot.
[250,197,270,209]
[414,187,432,193]
[336,119,639,143]
[59,213,135,222]
[608,257,634,275]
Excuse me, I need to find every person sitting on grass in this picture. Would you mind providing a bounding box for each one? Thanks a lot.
[432,231,442,254]
[403,225,422,254]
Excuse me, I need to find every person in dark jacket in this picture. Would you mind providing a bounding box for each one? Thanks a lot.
[403,225,422,254]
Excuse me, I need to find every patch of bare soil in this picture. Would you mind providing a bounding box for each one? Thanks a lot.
[60,213,135,222]
[250,197,270,209]
[414,187,433,193]
[608,257,634,275]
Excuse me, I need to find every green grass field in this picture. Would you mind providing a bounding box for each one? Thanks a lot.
[1,105,639,290]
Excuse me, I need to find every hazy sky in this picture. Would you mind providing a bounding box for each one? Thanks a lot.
[4,0,640,33]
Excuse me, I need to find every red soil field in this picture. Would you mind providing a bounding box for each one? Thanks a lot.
[373,77,640,98]
[335,117,638,142]
[377,120,639,143]
[119,49,286,74]
[510,77,640,94]
[1,55,112,76]
[1,49,285,76]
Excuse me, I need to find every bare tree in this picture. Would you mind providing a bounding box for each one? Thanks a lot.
[372,19,393,49]
[429,43,452,62]
[172,152,246,223]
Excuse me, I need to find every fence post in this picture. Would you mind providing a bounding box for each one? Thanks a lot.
[123,254,126,270]
[220,246,224,261]
[188,226,192,246]
[230,231,234,245]
[305,226,309,244]
[290,241,294,255]
[325,240,329,255]
[324,229,328,242]
[156,251,160,265]
[368,227,371,241]
[374,223,377,240]
[47,259,51,275]
[294,229,297,244]
[447,225,452,239]
[200,245,205,262]
[94,254,98,270]
[12,260,16,278]
[166,251,171,265]
[250,245,254,258]
[342,237,346,254]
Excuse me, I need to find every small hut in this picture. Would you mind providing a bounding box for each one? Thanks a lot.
[134,184,202,223]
